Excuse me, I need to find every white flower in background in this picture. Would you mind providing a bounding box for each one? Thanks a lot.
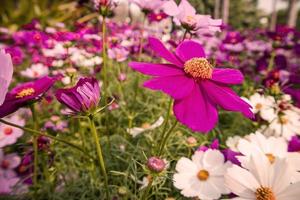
[225,154,300,200]
[245,93,276,122]
[173,149,231,200]
[20,63,49,79]
[225,135,242,152]
[52,60,64,68]
[127,116,164,137]
[237,132,300,182]
[42,42,67,58]
[267,109,300,140]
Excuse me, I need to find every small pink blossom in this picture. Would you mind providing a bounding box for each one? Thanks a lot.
[163,0,222,35]
[0,115,25,148]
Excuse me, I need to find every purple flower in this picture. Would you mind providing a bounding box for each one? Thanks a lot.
[55,77,100,115]
[288,136,300,152]
[129,37,253,132]
[197,139,219,151]
[0,76,58,118]
[0,50,13,106]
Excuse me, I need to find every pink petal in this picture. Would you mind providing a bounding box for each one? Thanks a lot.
[129,62,184,76]
[143,75,195,100]
[163,0,179,16]
[211,68,244,85]
[148,37,183,67]
[178,0,196,15]
[175,40,206,62]
[202,80,254,119]
[173,84,218,132]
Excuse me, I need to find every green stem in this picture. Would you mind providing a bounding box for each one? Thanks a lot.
[102,16,108,103]
[158,121,178,156]
[30,105,39,197]
[155,98,172,155]
[88,115,109,199]
[141,177,153,200]
[0,119,93,160]
[267,51,276,72]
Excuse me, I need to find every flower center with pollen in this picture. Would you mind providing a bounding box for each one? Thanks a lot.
[16,88,35,98]
[184,58,213,79]
[197,169,209,181]
[3,127,13,135]
[265,154,276,164]
[255,187,276,200]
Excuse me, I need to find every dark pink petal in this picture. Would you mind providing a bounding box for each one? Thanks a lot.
[175,40,206,62]
[202,80,254,119]
[129,62,184,76]
[173,85,218,132]
[143,75,195,100]
[211,68,244,85]
[148,37,183,67]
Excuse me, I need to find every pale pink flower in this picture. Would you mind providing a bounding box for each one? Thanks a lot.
[0,115,25,148]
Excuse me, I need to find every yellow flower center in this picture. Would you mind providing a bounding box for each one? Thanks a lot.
[278,116,288,125]
[184,58,213,79]
[255,103,263,110]
[255,187,276,200]
[197,169,209,181]
[16,88,35,98]
[265,153,276,164]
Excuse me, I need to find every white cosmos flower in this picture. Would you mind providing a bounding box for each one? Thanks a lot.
[237,132,300,183]
[267,109,300,140]
[127,116,164,137]
[173,149,231,200]
[225,153,300,200]
[245,93,277,122]
[20,63,49,79]
[225,135,242,152]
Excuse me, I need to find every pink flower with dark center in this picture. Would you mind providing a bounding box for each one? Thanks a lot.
[0,114,25,148]
[129,37,253,132]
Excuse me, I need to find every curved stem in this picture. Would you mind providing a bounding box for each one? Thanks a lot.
[88,115,109,199]
[0,119,93,160]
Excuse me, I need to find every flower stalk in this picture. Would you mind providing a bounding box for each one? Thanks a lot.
[88,115,109,199]
[30,105,39,197]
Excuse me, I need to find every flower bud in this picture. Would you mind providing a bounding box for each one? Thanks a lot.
[147,157,166,173]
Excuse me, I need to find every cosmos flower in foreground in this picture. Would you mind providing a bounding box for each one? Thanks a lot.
[0,76,58,118]
[173,149,231,199]
[129,37,253,132]
[55,77,100,115]
[0,50,13,106]
[225,154,300,200]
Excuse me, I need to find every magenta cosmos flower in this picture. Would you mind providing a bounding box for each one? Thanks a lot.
[0,50,13,106]
[0,76,58,118]
[55,77,100,115]
[129,37,253,132]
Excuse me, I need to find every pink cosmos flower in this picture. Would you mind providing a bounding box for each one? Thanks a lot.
[130,0,165,12]
[0,114,25,148]
[163,0,222,35]
[0,149,21,175]
[0,50,13,106]
[129,37,253,132]
[0,172,19,194]
[108,47,129,62]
